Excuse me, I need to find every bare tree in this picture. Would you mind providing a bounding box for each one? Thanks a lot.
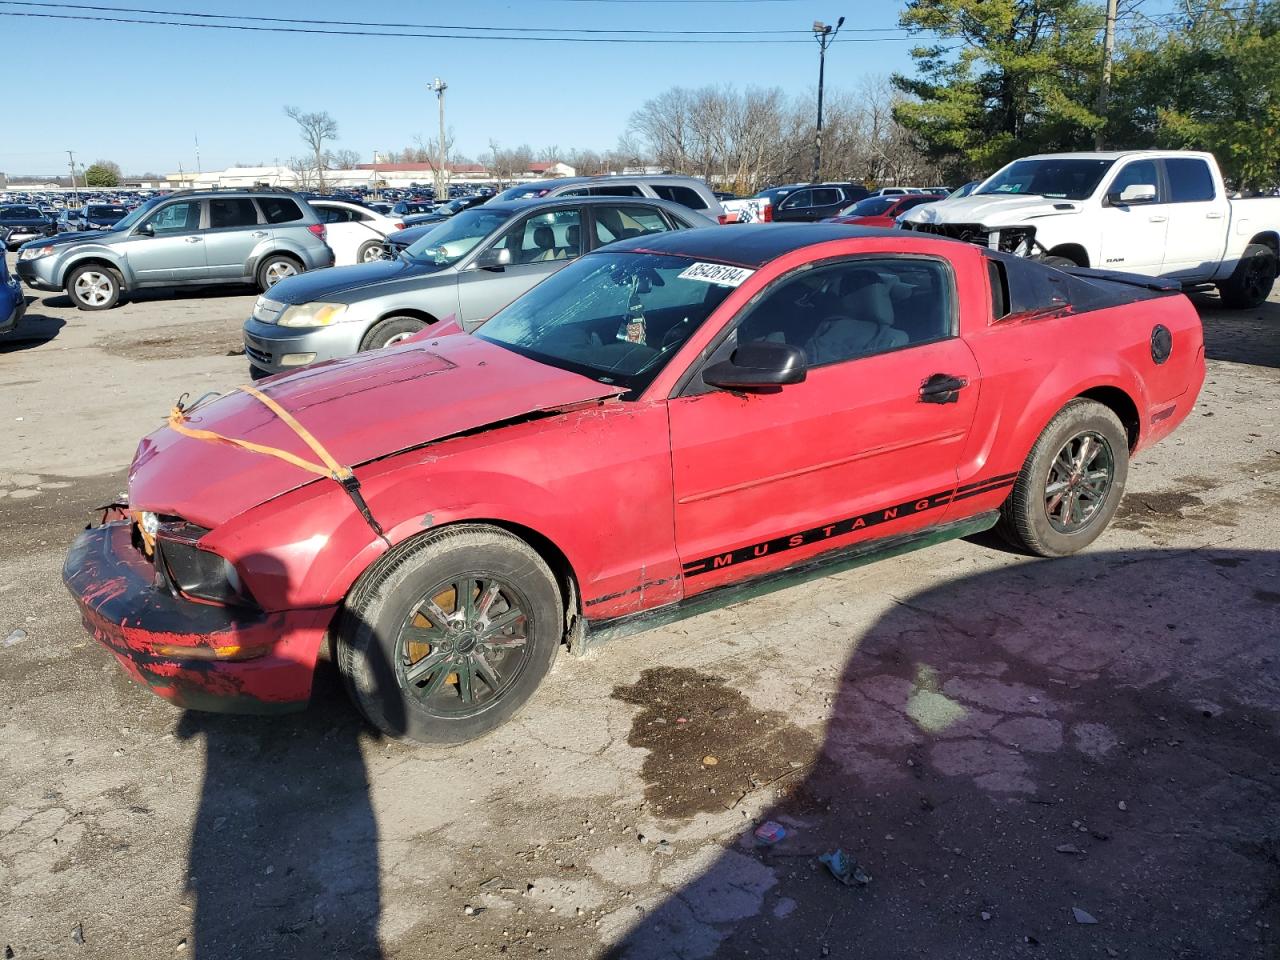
[284,106,338,191]
[488,141,534,185]
[626,79,937,190]
[330,148,362,170]
[286,156,317,191]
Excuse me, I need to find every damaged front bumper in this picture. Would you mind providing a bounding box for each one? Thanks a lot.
[62,521,335,714]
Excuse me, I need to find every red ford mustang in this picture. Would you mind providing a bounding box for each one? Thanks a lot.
[824,193,947,228]
[64,225,1205,743]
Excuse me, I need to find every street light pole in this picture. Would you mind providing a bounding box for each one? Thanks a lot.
[66,149,79,204]
[429,77,448,199]
[1094,0,1118,149]
[811,16,844,184]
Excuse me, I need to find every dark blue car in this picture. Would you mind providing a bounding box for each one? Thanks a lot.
[1,250,25,336]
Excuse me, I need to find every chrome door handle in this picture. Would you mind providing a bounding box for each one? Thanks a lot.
[184,236,202,243]
[250,231,268,238]
[1206,212,1224,219]
[1148,215,1168,223]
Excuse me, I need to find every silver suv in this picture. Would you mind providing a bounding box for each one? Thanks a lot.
[14,188,334,310]
[491,175,728,223]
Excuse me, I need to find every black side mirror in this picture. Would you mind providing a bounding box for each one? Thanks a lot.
[702,340,807,390]
[136,222,155,237]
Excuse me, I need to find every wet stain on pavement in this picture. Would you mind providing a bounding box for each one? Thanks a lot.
[1255,590,1280,605]
[1114,490,1205,530]
[613,667,819,819]
[97,317,245,361]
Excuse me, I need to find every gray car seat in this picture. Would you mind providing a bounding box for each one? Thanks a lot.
[804,268,908,364]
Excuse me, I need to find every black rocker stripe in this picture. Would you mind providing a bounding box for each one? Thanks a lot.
[681,473,1017,577]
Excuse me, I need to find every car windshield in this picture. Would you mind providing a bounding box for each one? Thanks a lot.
[402,208,513,267]
[477,252,737,393]
[493,184,553,202]
[2,206,41,219]
[88,206,127,218]
[112,196,164,231]
[975,158,1116,200]
[841,196,897,217]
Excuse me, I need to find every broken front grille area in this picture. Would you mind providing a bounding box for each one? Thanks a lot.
[903,221,1036,255]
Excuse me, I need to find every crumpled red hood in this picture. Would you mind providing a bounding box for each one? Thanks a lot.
[128,334,623,528]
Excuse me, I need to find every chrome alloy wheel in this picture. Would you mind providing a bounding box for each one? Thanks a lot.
[394,575,532,718]
[1044,430,1115,533]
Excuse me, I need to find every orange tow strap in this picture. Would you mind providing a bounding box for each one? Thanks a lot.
[167,386,388,542]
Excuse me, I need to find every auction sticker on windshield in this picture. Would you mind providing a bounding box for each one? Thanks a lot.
[678,262,755,287]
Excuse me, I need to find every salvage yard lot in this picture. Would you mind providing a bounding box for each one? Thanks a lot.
[2,254,1278,959]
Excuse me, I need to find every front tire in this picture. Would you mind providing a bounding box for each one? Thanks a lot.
[1217,243,1277,309]
[337,525,563,744]
[66,264,121,310]
[997,399,1129,557]
[360,315,426,351]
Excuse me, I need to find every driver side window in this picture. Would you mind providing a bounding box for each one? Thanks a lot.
[780,189,813,210]
[494,210,583,264]
[145,201,201,235]
[733,258,954,367]
[1108,160,1160,203]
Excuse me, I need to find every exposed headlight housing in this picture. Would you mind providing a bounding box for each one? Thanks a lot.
[277,301,348,328]
[151,522,255,608]
[18,244,55,261]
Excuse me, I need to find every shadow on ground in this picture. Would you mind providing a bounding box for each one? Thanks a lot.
[605,548,1280,960]
[0,310,65,351]
[1194,294,1280,369]
[176,663,384,960]
[39,283,259,312]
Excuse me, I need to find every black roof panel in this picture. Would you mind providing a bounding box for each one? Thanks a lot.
[600,223,907,267]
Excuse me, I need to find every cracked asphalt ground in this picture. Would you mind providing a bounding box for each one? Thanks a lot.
[2,255,1278,960]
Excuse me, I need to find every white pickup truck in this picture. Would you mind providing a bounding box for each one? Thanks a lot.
[898,150,1280,308]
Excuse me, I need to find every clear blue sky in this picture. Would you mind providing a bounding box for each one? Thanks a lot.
[0,0,931,175]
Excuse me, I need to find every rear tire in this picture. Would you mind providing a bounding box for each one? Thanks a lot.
[256,254,302,292]
[996,399,1129,557]
[336,525,563,744]
[357,240,385,263]
[1217,243,1277,309]
[360,315,426,350]
[65,264,122,311]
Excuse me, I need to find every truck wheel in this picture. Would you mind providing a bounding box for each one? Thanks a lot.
[1039,255,1078,269]
[996,399,1129,558]
[1217,243,1277,309]
[256,254,301,291]
[66,264,122,310]
[360,315,425,350]
[336,525,563,744]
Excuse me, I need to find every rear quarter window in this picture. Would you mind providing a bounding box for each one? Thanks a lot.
[651,184,709,210]
[258,198,304,224]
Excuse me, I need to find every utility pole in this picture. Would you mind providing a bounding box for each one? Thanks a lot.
[66,149,79,204]
[195,133,202,176]
[1095,0,1118,149]
[811,16,844,183]
[429,77,448,199]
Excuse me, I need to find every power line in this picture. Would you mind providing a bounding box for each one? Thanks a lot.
[0,8,934,42]
[0,0,919,34]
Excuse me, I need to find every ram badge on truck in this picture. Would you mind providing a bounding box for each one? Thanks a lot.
[63,224,1205,743]
[900,150,1280,308]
